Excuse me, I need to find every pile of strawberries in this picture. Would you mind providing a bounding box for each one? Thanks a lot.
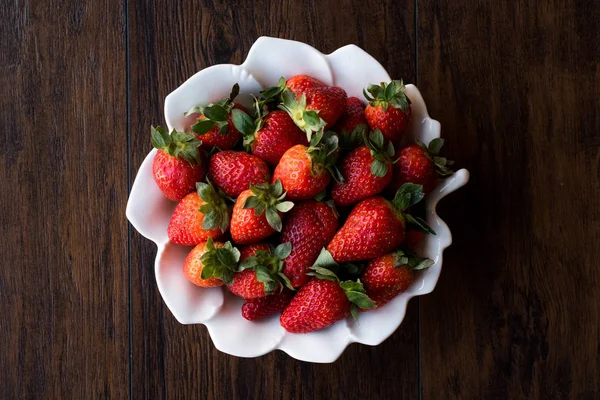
[150,75,453,333]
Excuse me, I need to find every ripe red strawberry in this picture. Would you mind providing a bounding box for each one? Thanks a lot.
[281,201,339,287]
[364,80,412,145]
[187,84,244,150]
[272,131,342,200]
[361,250,433,308]
[334,97,368,150]
[232,109,308,166]
[229,242,293,299]
[242,289,294,321]
[238,242,272,260]
[280,250,375,333]
[230,181,294,244]
[281,78,348,136]
[331,130,395,206]
[167,181,230,246]
[208,150,271,198]
[183,238,240,287]
[285,74,326,93]
[403,229,425,249]
[388,138,454,194]
[327,184,435,263]
[150,126,206,201]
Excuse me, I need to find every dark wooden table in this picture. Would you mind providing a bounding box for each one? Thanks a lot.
[2,1,599,398]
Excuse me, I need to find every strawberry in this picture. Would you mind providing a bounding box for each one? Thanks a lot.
[280,81,348,138]
[272,130,342,200]
[361,250,433,308]
[281,200,338,287]
[285,74,326,93]
[403,229,425,249]
[186,84,243,150]
[364,80,412,145]
[334,97,368,150]
[331,130,395,206]
[280,249,375,333]
[150,126,206,201]
[238,242,272,260]
[230,180,294,244]
[183,238,240,287]
[232,109,308,166]
[388,138,454,194]
[208,150,271,198]
[242,289,294,321]
[327,184,435,263]
[229,242,294,299]
[167,181,230,246]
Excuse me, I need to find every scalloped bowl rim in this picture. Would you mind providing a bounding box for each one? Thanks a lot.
[126,36,469,363]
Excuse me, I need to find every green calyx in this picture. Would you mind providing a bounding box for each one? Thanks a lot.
[151,125,203,165]
[231,77,290,149]
[306,130,344,183]
[393,249,434,271]
[231,105,265,150]
[186,83,240,136]
[199,237,241,285]
[308,248,376,318]
[196,180,230,232]
[236,242,295,294]
[363,129,395,177]
[417,138,455,177]
[391,184,436,235]
[339,123,368,151]
[242,180,294,232]
[278,88,326,142]
[363,80,411,112]
[257,76,287,111]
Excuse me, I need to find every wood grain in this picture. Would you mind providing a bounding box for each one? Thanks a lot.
[3,0,600,397]
[128,1,418,399]
[418,0,600,398]
[0,0,129,398]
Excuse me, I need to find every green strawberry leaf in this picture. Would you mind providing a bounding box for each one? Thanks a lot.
[265,207,282,232]
[303,111,321,127]
[340,279,376,309]
[272,180,284,197]
[217,122,229,136]
[371,159,389,177]
[428,138,445,155]
[201,210,218,230]
[238,256,258,271]
[274,242,292,259]
[231,109,256,137]
[242,195,261,210]
[203,104,228,122]
[275,201,294,213]
[310,266,339,281]
[392,183,425,211]
[412,258,435,270]
[229,83,240,102]
[185,105,204,117]
[150,126,170,149]
[313,248,338,269]
[199,239,239,285]
[328,165,345,184]
[405,214,436,235]
[191,119,216,135]
[346,291,376,310]
[370,129,385,149]
[278,273,295,291]
[197,181,230,231]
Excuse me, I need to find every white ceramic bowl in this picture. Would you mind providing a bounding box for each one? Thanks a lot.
[126,37,469,363]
